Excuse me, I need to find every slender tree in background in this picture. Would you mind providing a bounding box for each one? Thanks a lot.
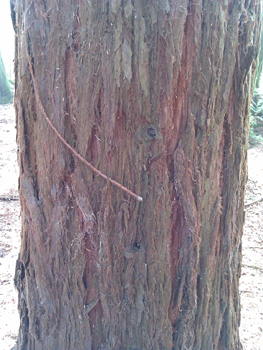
[14,0,261,349]
[254,21,263,90]
[0,50,12,104]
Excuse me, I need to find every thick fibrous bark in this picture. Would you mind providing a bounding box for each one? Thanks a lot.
[14,1,260,349]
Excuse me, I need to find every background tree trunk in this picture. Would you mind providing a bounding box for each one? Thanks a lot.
[0,50,12,104]
[14,0,261,349]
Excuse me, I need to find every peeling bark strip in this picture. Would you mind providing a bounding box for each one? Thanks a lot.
[14,0,260,349]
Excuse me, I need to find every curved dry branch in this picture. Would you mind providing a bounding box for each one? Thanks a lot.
[26,47,143,202]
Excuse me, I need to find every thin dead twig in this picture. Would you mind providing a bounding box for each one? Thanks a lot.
[0,196,19,201]
[245,197,263,208]
[26,47,142,202]
[242,264,263,273]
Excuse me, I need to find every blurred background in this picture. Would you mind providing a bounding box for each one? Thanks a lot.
[0,0,15,104]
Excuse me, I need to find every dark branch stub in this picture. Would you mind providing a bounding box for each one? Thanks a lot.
[148,127,156,139]
[134,242,140,249]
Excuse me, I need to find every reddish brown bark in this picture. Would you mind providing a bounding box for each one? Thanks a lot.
[14,0,260,349]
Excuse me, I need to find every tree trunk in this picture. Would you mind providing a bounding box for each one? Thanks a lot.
[14,0,261,349]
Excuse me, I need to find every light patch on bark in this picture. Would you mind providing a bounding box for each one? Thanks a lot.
[122,38,132,83]
[114,17,122,87]
[110,0,121,15]
[138,19,149,97]
[124,0,133,18]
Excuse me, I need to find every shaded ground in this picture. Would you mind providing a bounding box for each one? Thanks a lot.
[0,104,262,349]
[240,143,263,350]
[0,104,20,350]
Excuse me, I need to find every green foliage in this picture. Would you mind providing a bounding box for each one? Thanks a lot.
[249,88,263,143]
[0,50,12,104]
[250,15,263,144]
[251,89,263,118]
[254,33,263,89]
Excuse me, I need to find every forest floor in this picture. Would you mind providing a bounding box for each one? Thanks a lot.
[0,103,263,350]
